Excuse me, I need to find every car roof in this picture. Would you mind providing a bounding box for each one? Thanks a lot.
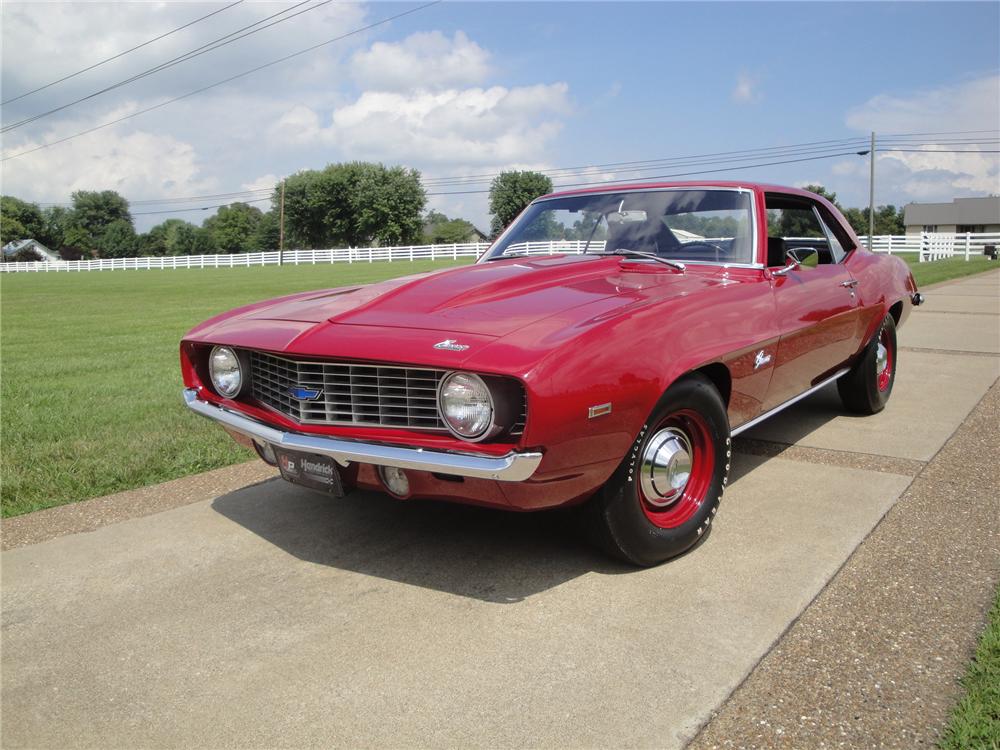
[537,181,822,201]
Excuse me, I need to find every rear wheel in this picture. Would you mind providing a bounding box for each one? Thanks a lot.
[838,313,897,414]
[585,374,730,567]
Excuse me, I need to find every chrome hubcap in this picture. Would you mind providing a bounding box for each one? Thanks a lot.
[876,341,889,377]
[640,427,693,507]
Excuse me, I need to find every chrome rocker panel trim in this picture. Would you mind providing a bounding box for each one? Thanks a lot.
[183,388,543,482]
[730,368,849,437]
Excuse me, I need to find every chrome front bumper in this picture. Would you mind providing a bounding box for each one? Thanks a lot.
[183,389,542,482]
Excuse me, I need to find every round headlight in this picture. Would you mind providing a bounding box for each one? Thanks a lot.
[439,372,494,440]
[209,346,243,398]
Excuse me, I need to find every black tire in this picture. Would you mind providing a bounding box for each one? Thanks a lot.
[837,313,897,415]
[584,374,730,567]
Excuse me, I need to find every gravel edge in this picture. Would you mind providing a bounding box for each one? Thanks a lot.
[689,378,1000,749]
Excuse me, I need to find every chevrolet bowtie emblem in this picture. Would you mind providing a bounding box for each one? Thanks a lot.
[287,385,323,401]
[434,339,470,351]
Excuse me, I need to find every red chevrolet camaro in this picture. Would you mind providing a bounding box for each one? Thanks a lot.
[181,182,923,565]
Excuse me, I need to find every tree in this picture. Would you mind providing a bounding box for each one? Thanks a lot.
[203,202,263,253]
[1,196,45,244]
[841,207,866,235]
[135,230,167,257]
[279,170,336,248]
[800,184,843,210]
[8,246,44,262]
[351,163,426,246]
[66,190,132,257]
[841,205,905,236]
[280,162,426,249]
[253,210,280,251]
[97,220,137,258]
[172,223,216,255]
[488,171,553,236]
[422,210,477,244]
[39,206,70,255]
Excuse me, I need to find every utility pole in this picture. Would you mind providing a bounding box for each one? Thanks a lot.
[868,131,876,250]
[278,179,285,267]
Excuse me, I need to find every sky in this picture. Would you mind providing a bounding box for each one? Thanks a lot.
[1,1,998,232]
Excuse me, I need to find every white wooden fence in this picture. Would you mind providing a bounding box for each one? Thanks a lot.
[0,242,491,273]
[865,232,1000,262]
[2,233,997,273]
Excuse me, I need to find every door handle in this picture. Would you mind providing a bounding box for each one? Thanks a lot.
[840,279,859,288]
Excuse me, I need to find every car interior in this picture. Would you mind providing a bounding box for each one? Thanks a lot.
[764,193,852,267]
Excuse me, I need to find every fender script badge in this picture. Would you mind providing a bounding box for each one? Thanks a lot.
[434,339,470,351]
[754,350,772,370]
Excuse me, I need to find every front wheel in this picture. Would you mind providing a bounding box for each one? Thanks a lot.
[584,374,730,567]
[838,313,897,414]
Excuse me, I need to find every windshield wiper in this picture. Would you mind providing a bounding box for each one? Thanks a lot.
[599,248,685,272]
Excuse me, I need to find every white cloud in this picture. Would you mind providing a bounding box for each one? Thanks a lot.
[275,83,571,168]
[1,105,217,204]
[845,75,999,135]
[242,174,281,192]
[732,72,760,103]
[839,75,1000,203]
[350,30,491,92]
[0,5,572,231]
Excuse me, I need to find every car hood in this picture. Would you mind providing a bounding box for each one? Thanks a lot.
[242,254,717,337]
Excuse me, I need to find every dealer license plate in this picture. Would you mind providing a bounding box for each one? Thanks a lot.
[275,449,345,497]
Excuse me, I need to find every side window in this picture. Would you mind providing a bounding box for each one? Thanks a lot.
[817,212,847,263]
[765,194,851,266]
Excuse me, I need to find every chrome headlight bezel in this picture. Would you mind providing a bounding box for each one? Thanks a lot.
[209,345,243,398]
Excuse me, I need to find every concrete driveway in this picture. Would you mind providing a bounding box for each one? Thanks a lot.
[3,269,998,749]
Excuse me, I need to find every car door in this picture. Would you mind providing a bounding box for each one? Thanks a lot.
[762,195,862,411]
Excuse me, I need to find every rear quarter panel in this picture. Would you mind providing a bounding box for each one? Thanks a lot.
[845,249,918,348]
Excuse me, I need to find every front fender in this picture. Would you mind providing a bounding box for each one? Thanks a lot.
[471,267,776,476]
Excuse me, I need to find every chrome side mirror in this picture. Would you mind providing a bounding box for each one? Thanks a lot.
[773,247,819,276]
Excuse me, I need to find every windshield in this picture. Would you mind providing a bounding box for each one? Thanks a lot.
[484,188,756,265]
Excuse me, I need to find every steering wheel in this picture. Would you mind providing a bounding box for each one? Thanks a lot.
[679,241,727,263]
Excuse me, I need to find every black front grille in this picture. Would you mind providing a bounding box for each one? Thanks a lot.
[250,351,448,430]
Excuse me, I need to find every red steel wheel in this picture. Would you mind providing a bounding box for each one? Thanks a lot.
[838,312,897,415]
[584,373,730,567]
[637,410,716,529]
[876,326,894,392]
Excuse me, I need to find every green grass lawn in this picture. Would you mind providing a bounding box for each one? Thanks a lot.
[904,254,997,287]
[939,586,1000,749]
[1,260,468,517]
[1,253,996,517]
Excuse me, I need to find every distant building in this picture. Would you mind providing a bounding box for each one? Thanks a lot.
[2,239,61,262]
[903,196,1000,235]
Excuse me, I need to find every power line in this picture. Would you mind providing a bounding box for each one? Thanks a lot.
[0,1,245,106]
[425,145,998,196]
[419,136,871,185]
[132,198,269,215]
[32,141,877,206]
[418,138,1000,187]
[0,1,443,162]
[25,135,1000,207]
[425,151,870,196]
[2,0,328,133]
